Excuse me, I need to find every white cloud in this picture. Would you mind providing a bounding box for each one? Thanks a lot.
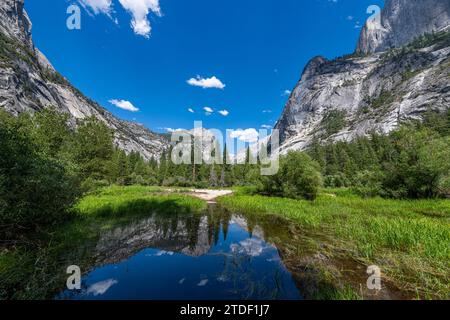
[86,279,118,296]
[118,0,162,38]
[261,124,272,129]
[282,90,292,96]
[79,0,113,15]
[229,128,259,143]
[109,99,139,112]
[162,128,185,133]
[203,107,214,115]
[197,279,209,287]
[230,239,268,257]
[187,76,226,89]
[218,110,229,116]
[80,0,162,38]
[262,109,272,113]
[188,108,195,113]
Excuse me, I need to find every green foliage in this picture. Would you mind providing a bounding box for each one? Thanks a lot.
[308,110,450,199]
[365,90,395,110]
[258,152,322,200]
[75,186,206,217]
[320,110,347,136]
[0,110,79,237]
[72,117,114,184]
[383,128,450,198]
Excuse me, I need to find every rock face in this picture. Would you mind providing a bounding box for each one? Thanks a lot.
[0,0,169,160]
[94,214,214,265]
[357,0,450,54]
[275,0,450,154]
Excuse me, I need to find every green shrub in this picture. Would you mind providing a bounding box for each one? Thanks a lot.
[382,129,450,198]
[352,170,384,198]
[0,111,80,237]
[320,110,347,136]
[438,175,450,198]
[259,152,322,200]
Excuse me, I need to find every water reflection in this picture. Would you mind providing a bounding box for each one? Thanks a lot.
[58,206,302,300]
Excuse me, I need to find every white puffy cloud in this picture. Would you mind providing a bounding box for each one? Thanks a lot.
[118,0,162,38]
[282,89,292,96]
[261,124,272,129]
[162,128,185,133]
[187,76,226,89]
[86,279,118,296]
[188,108,195,113]
[79,0,162,38]
[218,110,229,116]
[230,239,268,257]
[79,0,113,15]
[109,99,139,112]
[203,107,214,115]
[229,128,259,143]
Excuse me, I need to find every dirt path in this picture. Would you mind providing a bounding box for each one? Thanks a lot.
[165,189,233,203]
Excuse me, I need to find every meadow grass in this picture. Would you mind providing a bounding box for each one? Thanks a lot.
[217,189,450,299]
[75,185,206,217]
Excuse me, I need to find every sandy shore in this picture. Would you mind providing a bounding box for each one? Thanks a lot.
[165,188,233,203]
[188,189,233,202]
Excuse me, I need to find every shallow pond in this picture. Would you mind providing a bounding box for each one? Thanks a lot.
[58,206,303,300]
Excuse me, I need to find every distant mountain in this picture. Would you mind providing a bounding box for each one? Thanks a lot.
[0,0,169,161]
[275,0,450,154]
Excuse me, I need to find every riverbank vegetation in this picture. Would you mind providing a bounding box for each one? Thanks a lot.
[218,188,450,299]
[1,106,449,300]
[0,186,205,299]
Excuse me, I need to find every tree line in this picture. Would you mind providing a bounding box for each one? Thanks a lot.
[1,107,449,237]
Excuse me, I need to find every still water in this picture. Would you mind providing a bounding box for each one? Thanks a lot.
[58,207,302,300]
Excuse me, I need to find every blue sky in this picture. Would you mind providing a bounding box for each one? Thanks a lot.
[26,0,384,138]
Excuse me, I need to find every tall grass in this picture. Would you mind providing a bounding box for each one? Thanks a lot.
[217,190,450,298]
[75,185,206,217]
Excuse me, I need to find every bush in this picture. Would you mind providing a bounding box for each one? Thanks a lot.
[437,176,450,198]
[259,152,322,200]
[352,170,384,198]
[382,129,450,198]
[80,178,110,193]
[0,111,80,237]
[324,173,350,188]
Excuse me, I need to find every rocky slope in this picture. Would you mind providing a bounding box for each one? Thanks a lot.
[0,0,169,160]
[275,0,450,154]
[357,0,450,54]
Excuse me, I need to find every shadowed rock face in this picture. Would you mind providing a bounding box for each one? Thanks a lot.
[94,215,213,265]
[275,0,450,154]
[0,0,169,160]
[357,0,450,54]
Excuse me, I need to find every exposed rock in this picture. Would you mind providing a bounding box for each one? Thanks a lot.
[357,0,450,54]
[275,0,450,154]
[0,0,169,160]
[94,215,213,265]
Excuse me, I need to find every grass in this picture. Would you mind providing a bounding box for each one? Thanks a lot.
[0,186,206,299]
[217,189,450,299]
[75,185,206,217]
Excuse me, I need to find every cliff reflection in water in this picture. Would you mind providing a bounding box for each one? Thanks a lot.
[59,206,302,300]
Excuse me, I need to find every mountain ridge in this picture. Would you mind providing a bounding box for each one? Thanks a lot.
[0,0,169,161]
[275,0,450,154]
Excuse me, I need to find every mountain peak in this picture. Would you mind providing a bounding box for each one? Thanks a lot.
[0,0,33,50]
[357,0,450,54]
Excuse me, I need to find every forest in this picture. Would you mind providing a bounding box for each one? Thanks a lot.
[1,107,449,238]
